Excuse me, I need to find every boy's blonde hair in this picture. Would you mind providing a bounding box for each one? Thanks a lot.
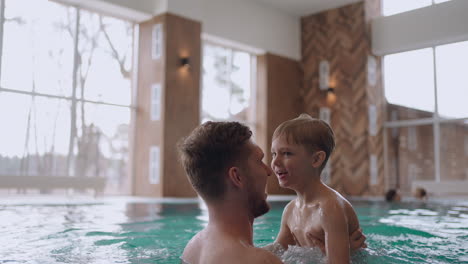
[272,113,335,170]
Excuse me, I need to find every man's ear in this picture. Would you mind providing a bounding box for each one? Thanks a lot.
[227,167,244,188]
[311,151,326,168]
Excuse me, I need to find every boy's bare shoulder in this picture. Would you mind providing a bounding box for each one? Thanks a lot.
[319,188,360,231]
[319,189,349,216]
[281,200,296,218]
[285,199,296,212]
[323,187,351,205]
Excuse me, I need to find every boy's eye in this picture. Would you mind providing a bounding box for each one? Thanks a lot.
[283,152,292,156]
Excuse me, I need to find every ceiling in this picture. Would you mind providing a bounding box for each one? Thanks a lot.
[250,0,362,17]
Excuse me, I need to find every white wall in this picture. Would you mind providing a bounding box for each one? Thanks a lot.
[166,0,300,60]
[372,0,468,55]
[54,0,155,22]
[55,0,301,60]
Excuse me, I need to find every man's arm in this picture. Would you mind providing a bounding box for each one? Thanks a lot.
[306,228,366,254]
[322,201,350,264]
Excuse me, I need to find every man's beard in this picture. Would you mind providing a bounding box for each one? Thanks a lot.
[247,187,270,218]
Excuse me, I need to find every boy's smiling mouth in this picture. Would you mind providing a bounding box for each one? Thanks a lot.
[275,170,288,180]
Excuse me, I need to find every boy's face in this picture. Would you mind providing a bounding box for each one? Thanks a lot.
[271,135,315,190]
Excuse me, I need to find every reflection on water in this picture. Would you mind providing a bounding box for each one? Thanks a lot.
[353,200,468,264]
[0,200,204,264]
[0,198,467,263]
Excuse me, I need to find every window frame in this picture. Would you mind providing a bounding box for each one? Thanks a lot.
[0,0,137,194]
[200,35,258,130]
[383,44,468,189]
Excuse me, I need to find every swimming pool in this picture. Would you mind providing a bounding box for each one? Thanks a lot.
[1,197,467,263]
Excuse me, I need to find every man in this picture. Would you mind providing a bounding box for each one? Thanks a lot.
[178,121,366,264]
[178,121,282,264]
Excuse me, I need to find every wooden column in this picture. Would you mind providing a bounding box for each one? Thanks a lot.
[256,53,302,195]
[133,13,200,197]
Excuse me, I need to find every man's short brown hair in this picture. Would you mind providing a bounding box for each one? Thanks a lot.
[272,113,335,170]
[178,121,253,200]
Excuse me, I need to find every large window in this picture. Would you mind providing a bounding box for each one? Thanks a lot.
[384,41,468,192]
[435,41,468,119]
[201,41,255,127]
[384,42,468,119]
[384,48,435,117]
[0,0,134,194]
[382,0,453,16]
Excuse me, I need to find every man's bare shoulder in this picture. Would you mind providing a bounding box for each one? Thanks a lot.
[181,232,204,263]
[182,232,283,264]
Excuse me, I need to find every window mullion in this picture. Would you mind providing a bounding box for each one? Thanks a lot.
[0,0,5,81]
[432,46,441,183]
[66,6,80,177]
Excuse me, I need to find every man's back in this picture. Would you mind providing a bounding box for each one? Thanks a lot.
[182,228,283,264]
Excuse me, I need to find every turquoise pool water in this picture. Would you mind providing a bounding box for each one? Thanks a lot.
[1,197,467,263]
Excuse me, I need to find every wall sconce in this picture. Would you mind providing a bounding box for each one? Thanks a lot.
[319,60,336,106]
[180,57,190,69]
[319,60,329,91]
[325,87,336,106]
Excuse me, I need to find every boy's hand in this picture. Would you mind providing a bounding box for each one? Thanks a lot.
[350,228,367,250]
[305,228,367,254]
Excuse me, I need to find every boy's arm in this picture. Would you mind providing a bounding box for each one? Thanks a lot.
[274,201,296,249]
[322,201,350,264]
[274,216,296,249]
[263,201,296,252]
[350,228,367,250]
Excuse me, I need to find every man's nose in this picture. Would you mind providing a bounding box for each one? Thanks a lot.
[266,164,274,177]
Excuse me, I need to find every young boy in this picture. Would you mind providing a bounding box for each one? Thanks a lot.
[270,114,363,263]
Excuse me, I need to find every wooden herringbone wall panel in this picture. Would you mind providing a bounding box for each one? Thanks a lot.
[301,1,385,196]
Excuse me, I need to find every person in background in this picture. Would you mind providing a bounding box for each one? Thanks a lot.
[413,187,427,201]
[385,189,401,202]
